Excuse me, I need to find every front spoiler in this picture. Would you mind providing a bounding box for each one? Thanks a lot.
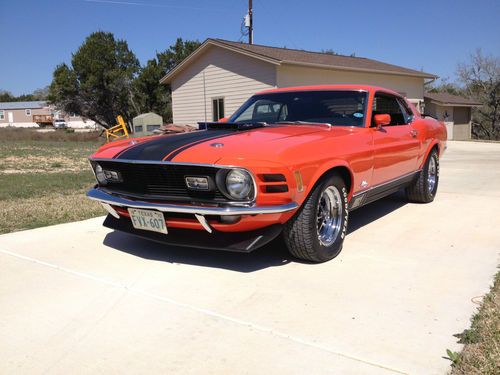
[103,214,283,252]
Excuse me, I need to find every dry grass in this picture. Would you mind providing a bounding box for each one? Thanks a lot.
[0,192,104,233]
[0,137,105,234]
[0,128,101,142]
[450,272,500,374]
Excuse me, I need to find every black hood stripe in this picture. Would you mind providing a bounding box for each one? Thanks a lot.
[163,132,237,161]
[115,130,234,161]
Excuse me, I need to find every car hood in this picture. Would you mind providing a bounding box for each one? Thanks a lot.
[170,125,354,165]
[93,125,354,164]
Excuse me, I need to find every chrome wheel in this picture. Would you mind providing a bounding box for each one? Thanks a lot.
[316,186,343,246]
[428,157,437,193]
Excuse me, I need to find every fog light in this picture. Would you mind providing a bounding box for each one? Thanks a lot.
[185,176,209,190]
[103,170,122,182]
[219,215,241,224]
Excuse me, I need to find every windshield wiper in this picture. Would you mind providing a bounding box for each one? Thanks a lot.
[275,121,332,127]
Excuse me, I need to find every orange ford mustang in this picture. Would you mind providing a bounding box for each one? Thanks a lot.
[87,85,447,262]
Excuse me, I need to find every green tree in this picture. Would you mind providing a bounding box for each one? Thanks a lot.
[48,31,140,128]
[134,38,201,123]
[457,49,500,140]
[427,77,464,96]
[157,38,201,74]
[133,58,172,122]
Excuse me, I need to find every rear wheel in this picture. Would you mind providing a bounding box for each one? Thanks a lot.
[406,149,439,203]
[283,174,348,262]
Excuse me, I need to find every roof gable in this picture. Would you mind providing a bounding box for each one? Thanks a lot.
[160,38,437,84]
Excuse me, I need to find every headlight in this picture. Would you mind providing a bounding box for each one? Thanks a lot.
[225,169,253,200]
[94,164,107,185]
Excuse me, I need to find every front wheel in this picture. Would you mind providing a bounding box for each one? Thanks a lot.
[283,174,349,262]
[406,149,439,203]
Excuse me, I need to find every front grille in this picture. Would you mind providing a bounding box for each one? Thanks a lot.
[97,160,228,202]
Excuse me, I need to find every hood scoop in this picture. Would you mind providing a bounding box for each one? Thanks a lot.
[199,122,267,131]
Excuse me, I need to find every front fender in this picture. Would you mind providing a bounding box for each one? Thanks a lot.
[301,159,355,200]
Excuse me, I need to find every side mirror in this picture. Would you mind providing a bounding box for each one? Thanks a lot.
[373,114,391,128]
[218,117,229,123]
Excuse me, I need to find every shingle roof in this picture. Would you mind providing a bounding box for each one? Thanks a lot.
[0,101,47,110]
[160,38,437,84]
[214,39,436,78]
[424,92,481,106]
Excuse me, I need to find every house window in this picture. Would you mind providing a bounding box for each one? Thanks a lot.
[212,98,225,121]
[25,109,32,116]
[0,110,4,120]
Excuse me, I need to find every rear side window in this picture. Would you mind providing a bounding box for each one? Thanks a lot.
[372,93,408,126]
[397,98,414,123]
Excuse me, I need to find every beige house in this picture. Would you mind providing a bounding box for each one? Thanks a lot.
[0,101,95,128]
[424,92,481,140]
[160,39,437,125]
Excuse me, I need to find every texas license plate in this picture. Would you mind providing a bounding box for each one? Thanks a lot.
[128,208,168,234]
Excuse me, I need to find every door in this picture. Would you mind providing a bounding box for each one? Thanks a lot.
[8,112,13,123]
[371,93,420,186]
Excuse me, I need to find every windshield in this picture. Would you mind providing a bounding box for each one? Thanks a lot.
[229,90,368,127]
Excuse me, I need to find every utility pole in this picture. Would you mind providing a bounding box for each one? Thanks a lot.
[248,0,253,44]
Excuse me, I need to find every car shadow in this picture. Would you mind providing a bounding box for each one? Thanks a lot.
[103,231,291,273]
[103,191,408,273]
[348,190,408,234]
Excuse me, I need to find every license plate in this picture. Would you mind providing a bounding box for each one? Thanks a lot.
[128,208,168,234]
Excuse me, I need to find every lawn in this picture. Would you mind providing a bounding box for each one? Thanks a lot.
[0,129,106,234]
[449,272,500,374]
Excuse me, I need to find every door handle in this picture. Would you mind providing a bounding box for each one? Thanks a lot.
[410,129,418,138]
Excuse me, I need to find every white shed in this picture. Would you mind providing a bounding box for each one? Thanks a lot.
[132,112,163,136]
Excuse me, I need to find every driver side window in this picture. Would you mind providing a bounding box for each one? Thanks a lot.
[372,93,408,126]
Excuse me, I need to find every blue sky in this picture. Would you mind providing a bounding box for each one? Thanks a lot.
[0,0,499,95]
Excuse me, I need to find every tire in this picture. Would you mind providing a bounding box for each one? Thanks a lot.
[283,174,349,262]
[406,149,439,203]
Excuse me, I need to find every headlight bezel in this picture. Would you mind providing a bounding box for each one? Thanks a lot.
[216,168,256,202]
[90,162,122,185]
[94,163,108,185]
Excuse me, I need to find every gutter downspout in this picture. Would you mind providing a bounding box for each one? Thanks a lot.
[203,71,207,123]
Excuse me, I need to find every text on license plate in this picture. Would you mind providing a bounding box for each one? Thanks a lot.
[128,208,168,234]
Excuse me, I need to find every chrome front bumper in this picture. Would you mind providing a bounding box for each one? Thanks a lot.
[87,188,298,230]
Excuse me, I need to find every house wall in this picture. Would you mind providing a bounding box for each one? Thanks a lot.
[277,65,425,102]
[170,46,276,125]
[0,107,49,127]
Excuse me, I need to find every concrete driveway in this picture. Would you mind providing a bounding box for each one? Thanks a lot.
[1,141,499,375]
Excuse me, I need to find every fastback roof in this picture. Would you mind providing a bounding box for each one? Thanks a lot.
[160,38,437,84]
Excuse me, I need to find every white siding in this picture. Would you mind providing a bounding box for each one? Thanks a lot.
[277,65,425,102]
[171,46,276,125]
